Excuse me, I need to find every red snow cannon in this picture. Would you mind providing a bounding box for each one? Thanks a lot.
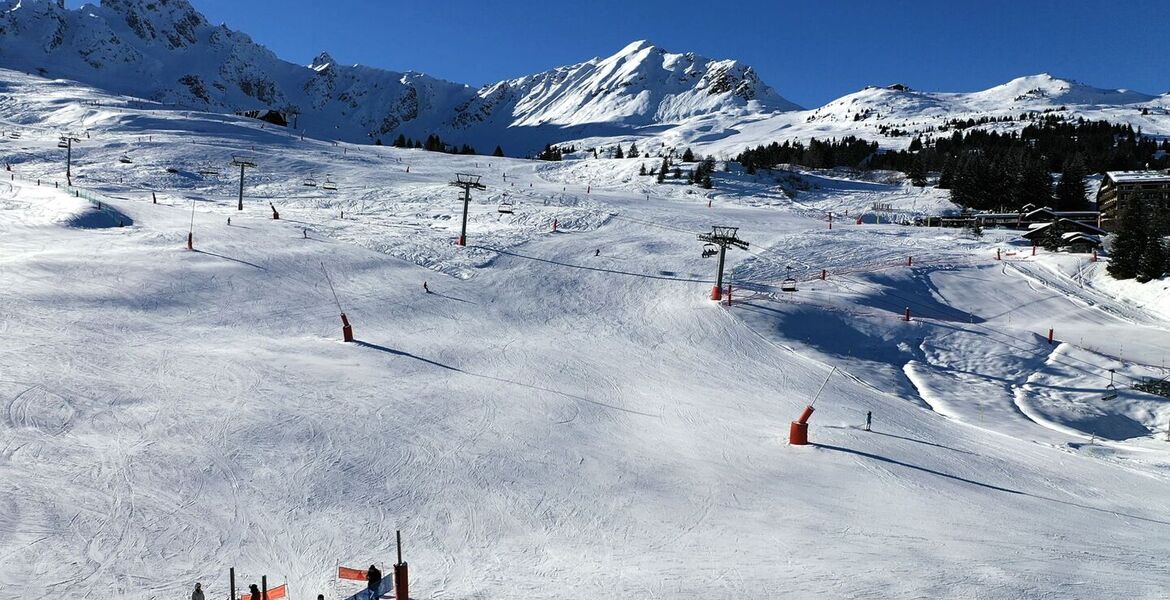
[790,405,815,445]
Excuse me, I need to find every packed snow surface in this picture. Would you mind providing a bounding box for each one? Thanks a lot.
[2,71,1170,599]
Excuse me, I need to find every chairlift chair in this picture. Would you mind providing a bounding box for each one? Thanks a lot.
[119,155,132,164]
[497,197,514,214]
[781,266,798,292]
[57,140,69,149]
[197,163,220,176]
[303,176,318,187]
[322,176,338,191]
[701,243,718,258]
[11,132,21,139]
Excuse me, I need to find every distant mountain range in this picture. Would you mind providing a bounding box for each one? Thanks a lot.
[1,0,1167,155]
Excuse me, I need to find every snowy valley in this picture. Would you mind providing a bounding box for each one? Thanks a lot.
[1,1,1170,599]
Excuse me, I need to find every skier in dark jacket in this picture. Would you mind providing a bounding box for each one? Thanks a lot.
[367,564,382,590]
[249,584,261,600]
[191,582,205,600]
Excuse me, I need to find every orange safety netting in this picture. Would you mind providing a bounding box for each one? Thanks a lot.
[338,566,368,581]
[238,583,286,600]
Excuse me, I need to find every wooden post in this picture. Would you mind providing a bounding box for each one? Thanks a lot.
[1048,328,1054,345]
[821,269,826,280]
[904,307,911,322]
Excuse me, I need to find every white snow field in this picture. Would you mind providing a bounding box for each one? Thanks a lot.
[3,71,1170,600]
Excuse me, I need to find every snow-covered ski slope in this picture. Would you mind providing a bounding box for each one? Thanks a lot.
[3,71,1170,599]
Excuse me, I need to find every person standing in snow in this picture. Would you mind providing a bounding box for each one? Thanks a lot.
[367,564,382,591]
[248,583,261,600]
[423,281,430,293]
[864,411,872,432]
[595,249,600,257]
[191,582,204,600]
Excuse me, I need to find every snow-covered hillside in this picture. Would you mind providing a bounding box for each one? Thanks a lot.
[3,68,1170,599]
[621,74,1170,160]
[0,1,799,154]
[6,0,1170,162]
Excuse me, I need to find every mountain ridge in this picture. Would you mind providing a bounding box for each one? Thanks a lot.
[0,0,1166,155]
[0,0,797,152]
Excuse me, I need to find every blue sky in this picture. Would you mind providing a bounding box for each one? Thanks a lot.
[73,0,1170,107]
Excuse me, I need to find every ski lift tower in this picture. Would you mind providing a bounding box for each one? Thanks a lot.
[231,155,257,211]
[59,134,81,183]
[698,225,749,301]
[450,173,485,246]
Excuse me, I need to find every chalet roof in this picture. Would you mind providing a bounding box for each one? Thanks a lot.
[1021,218,1106,239]
[1024,207,1057,219]
[1105,170,1170,184]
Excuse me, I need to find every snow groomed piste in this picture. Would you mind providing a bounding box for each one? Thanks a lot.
[2,70,1170,598]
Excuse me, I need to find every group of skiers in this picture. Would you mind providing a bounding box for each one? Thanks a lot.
[190,564,383,600]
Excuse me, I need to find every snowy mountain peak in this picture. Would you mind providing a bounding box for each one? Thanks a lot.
[310,51,335,72]
[99,0,207,49]
[615,39,658,56]
[973,73,1156,106]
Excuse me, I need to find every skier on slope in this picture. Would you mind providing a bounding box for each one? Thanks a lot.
[191,582,204,600]
[367,564,382,591]
[423,281,430,293]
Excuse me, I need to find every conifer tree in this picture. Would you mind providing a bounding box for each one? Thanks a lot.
[682,147,695,162]
[493,145,505,157]
[908,156,927,186]
[639,163,646,176]
[657,158,668,183]
[1108,201,1147,280]
[1137,233,1166,282]
[1015,158,1053,208]
[1054,155,1088,211]
[628,142,639,158]
[614,145,624,159]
